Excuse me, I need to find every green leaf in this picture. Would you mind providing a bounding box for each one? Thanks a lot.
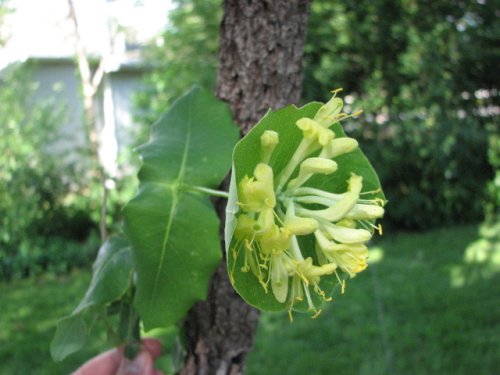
[124,86,239,329]
[74,236,134,314]
[51,237,134,361]
[226,102,385,313]
[50,314,87,362]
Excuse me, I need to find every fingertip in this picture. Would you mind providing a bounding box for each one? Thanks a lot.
[116,350,154,375]
[142,338,163,359]
[72,348,121,375]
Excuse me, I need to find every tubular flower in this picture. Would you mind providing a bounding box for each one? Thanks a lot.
[231,93,386,318]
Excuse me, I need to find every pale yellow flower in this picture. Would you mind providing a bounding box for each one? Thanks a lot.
[231,90,385,319]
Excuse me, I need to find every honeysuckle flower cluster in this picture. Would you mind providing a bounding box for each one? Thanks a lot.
[231,90,385,319]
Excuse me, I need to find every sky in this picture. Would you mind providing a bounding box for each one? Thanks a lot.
[1,0,174,69]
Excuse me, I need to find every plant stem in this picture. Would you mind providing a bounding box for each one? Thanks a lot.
[190,186,230,199]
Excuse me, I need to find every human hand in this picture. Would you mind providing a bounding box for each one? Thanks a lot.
[73,338,164,375]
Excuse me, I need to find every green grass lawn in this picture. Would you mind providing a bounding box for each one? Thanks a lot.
[0,223,498,374]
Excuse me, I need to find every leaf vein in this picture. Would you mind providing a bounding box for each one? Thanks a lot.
[149,103,193,307]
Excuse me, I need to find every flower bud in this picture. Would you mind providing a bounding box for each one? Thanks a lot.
[284,216,318,236]
[300,157,338,175]
[323,224,372,244]
[321,138,358,159]
[287,158,338,189]
[296,118,334,146]
[345,204,385,220]
[260,130,279,164]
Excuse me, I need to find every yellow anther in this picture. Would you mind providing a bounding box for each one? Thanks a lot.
[352,109,363,117]
[333,271,346,294]
[360,188,382,196]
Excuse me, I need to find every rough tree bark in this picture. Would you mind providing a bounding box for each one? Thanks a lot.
[180,1,312,374]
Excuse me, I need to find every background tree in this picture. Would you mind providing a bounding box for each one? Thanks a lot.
[137,0,499,230]
[179,1,312,374]
[303,0,498,229]
[67,0,115,240]
[134,0,221,128]
[0,0,10,46]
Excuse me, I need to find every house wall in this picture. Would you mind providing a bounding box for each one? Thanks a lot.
[32,61,86,159]
[31,59,146,174]
[109,69,145,153]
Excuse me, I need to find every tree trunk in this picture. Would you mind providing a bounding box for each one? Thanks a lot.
[179,1,311,374]
[67,0,110,240]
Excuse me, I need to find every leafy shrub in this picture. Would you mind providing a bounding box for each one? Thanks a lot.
[0,64,98,280]
[0,234,100,281]
[134,0,221,127]
[350,115,492,230]
[302,0,498,229]
[485,121,500,223]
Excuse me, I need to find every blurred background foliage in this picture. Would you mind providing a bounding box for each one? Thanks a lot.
[0,64,100,280]
[303,0,498,229]
[135,0,499,230]
[134,0,221,128]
